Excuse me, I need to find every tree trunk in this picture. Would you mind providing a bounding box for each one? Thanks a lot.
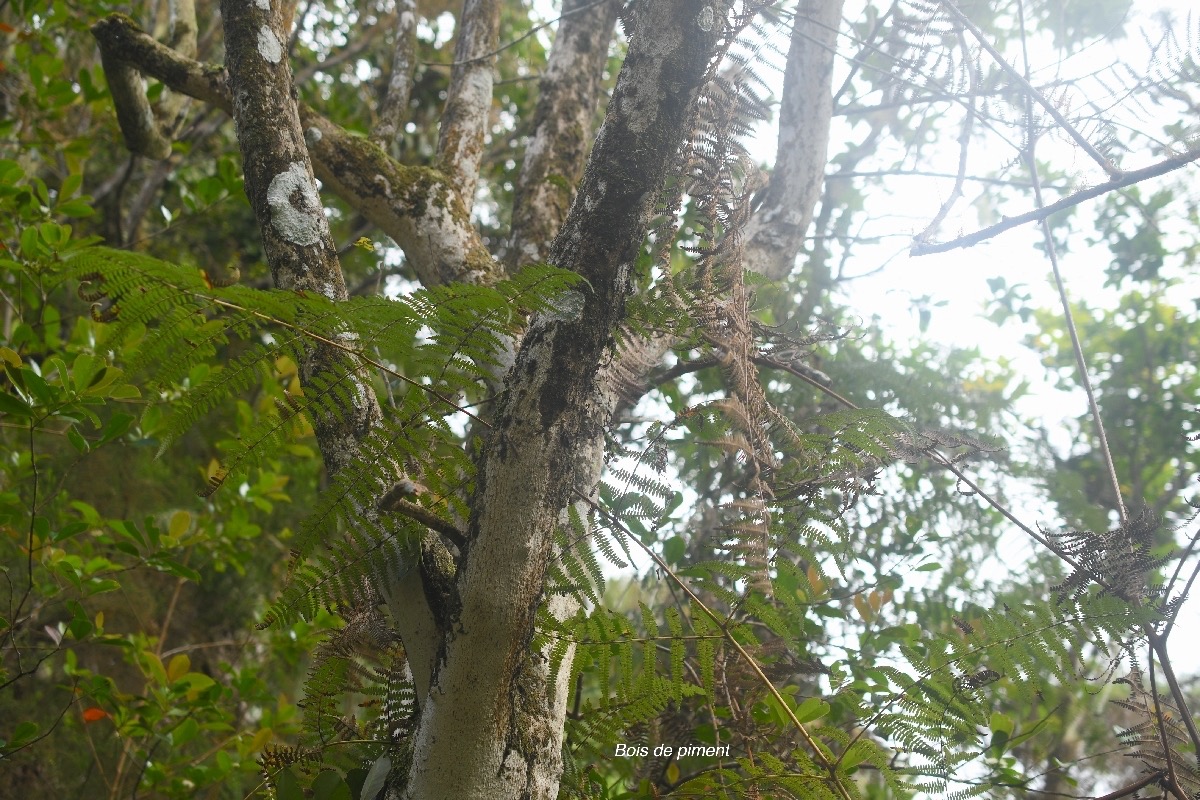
[400,3,730,796]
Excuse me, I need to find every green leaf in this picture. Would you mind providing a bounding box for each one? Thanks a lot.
[794,697,830,724]
[98,413,134,444]
[19,227,40,258]
[57,199,95,218]
[0,391,31,417]
[67,424,90,453]
[113,519,148,547]
[0,159,24,185]
[274,767,304,800]
[175,671,216,695]
[663,536,686,565]
[345,768,368,800]
[67,600,93,640]
[840,741,871,771]
[172,717,201,747]
[85,579,121,596]
[39,221,67,247]
[360,756,391,800]
[6,721,39,748]
[167,654,191,682]
[52,521,89,543]
[151,557,201,582]
[168,511,191,539]
[313,770,352,800]
[60,173,82,200]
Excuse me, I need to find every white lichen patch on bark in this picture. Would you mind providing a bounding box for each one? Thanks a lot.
[304,126,323,147]
[582,179,605,212]
[267,162,323,246]
[544,288,585,323]
[612,29,683,134]
[257,26,282,63]
[254,0,269,9]
[408,199,485,284]
[442,70,492,171]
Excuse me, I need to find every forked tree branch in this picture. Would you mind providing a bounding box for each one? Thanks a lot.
[402,1,735,794]
[90,14,500,288]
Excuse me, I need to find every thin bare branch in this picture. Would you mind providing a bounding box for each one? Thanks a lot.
[293,21,385,85]
[1014,0,1126,526]
[908,148,1200,256]
[913,25,977,245]
[378,496,466,550]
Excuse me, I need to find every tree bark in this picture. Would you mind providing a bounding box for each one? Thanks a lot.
[401,2,731,797]
[743,0,845,282]
[90,14,499,288]
[506,0,622,270]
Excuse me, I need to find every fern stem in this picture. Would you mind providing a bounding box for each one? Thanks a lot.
[1148,633,1200,776]
[1144,641,1188,799]
[1036,210,1127,525]
[1012,0,1127,526]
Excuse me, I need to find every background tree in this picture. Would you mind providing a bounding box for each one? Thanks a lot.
[2,1,1199,799]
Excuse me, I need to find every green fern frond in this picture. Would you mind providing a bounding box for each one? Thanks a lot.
[259,517,423,629]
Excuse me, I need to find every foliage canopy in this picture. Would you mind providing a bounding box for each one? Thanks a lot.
[2,1,1199,799]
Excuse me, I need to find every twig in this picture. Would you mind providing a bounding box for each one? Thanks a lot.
[1091,771,1167,800]
[155,577,188,659]
[909,148,1200,255]
[1013,0,1126,526]
[1161,527,1200,639]
[913,25,978,245]
[420,0,612,68]
[1145,643,1186,800]
[378,495,466,550]
[1148,633,1200,771]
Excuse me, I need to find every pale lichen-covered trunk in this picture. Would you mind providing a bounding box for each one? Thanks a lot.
[401,3,730,796]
